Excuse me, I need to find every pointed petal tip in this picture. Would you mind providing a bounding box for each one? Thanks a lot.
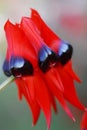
[21,16,32,27]
[32,123,34,127]
[31,8,38,15]
[30,8,35,12]
[4,19,11,30]
[84,108,87,111]
[77,77,81,83]
[47,128,50,130]
[4,19,16,33]
[46,114,51,130]
[80,106,87,111]
[32,117,38,126]
[47,124,51,130]
[21,17,28,24]
[69,114,76,122]
[72,117,76,122]
[54,109,58,114]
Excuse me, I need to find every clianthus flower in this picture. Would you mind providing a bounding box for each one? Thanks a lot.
[2,9,86,129]
[80,112,87,130]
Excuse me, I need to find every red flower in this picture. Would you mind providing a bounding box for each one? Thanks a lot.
[3,9,86,129]
[80,112,87,130]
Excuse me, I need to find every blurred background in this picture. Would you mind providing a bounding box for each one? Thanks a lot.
[0,0,87,130]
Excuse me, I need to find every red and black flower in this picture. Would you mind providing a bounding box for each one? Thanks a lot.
[3,9,86,129]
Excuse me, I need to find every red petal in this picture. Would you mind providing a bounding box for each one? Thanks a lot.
[5,48,9,61]
[22,76,36,101]
[4,20,37,67]
[31,9,61,48]
[43,69,75,121]
[21,17,44,52]
[64,61,81,82]
[58,64,85,110]
[15,78,40,125]
[34,73,51,129]
[80,112,87,130]
[43,68,64,93]
[15,79,23,100]
[48,88,58,113]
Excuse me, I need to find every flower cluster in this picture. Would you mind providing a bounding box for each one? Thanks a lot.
[3,9,86,129]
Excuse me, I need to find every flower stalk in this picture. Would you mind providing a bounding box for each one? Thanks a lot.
[0,76,15,91]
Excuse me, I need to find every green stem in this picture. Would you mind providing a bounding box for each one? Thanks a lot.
[0,76,15,91]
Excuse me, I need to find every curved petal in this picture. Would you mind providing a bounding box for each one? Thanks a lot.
[15,78,40,125]
[31,9,61,48]
[33,73,51,129]
[58,64,85,110]
[21,17,45,53]
[4,20,37,67]
[42,69,75,121]
[48,87,58,113]
[64,61,81,82]
[42,68,64,93]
